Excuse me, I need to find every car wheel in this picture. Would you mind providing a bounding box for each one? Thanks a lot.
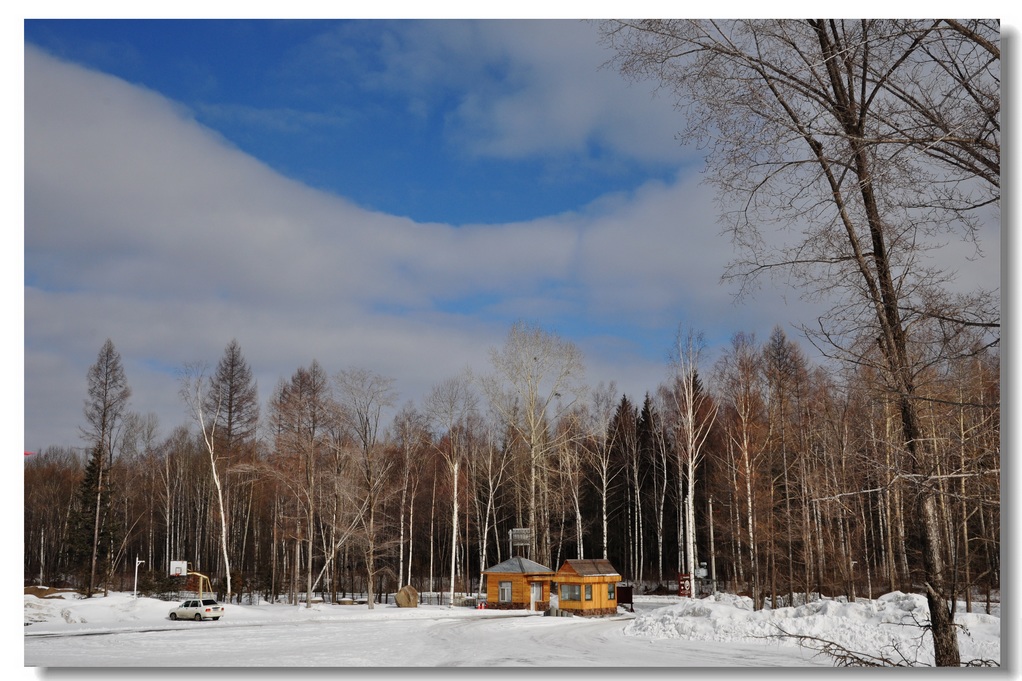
[194,613,202,621]
[170,613,177,621]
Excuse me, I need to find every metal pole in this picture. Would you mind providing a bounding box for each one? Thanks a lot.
[708,496,717,596]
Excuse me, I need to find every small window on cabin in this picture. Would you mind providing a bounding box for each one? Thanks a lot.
[560,584,581,601]
[499,581,512,603]
[585,584,592,601]
[608,583,616,600]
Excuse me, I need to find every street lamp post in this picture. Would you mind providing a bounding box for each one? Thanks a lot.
[134,557,145,599]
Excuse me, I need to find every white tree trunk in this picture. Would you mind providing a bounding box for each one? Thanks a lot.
[449,460,459,607]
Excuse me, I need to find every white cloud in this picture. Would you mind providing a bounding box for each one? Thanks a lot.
[24,43,711,449]
[310,20,694,167]
[25,36,936,452]
[442,20,688,163]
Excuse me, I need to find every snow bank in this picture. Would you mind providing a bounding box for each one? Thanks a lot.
[624,591,1000,666]
[24,589,1000,668]
[23,590,496,636]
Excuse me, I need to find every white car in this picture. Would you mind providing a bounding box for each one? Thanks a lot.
[169,598,224,621]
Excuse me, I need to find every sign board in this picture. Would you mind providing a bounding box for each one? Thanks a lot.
[678,573,692,597]
[170,560,188,577]
[510,528,531,546]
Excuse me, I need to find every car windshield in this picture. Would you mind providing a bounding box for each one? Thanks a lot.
[201,599,218,606]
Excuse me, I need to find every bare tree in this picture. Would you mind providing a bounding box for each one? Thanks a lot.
[483,321,586,562]
[584,381,623,560]
[392,402,429,589]
[267,361,333,607]
[761,326,807,604]
[468,406,515,589]
[205,340,260,454]
[335,367,397,609]
[114,412,161,583]
[205,340,260,596]
[715,332,767,609]
[662,327,718,588]
[80,339,131,597]
[601,19,999,665]
[25,447,83,586]
[556,405,590,560]
[609,395,642,583]
[425,373,477,607]
[179,361,234,600]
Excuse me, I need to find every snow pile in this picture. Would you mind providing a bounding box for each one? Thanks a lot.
[22,590,493,635]
[624,591,1000,666]
[23,589,1000,668]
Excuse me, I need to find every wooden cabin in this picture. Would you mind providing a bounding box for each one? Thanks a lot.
[553,559,621,616]
[482,556,554,611]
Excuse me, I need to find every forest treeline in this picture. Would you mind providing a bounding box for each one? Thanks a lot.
[24,321,999,614]
[23,19,996,668]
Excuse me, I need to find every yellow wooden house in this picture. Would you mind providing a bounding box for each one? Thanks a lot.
[553,558,621,616]
[482,556,554,611]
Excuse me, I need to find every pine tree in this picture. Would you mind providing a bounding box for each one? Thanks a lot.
[79,339,131,596]
[66,447,114,593]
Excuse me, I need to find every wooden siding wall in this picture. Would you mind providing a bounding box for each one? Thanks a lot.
[483,573,550,611]
[554,575,619,617]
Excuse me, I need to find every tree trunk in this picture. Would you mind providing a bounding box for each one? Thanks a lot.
[88,456,104,597]
[448,460,459,607]
[921,493,961,667]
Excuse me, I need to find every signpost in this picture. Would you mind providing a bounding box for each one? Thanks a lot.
[678,573,692,597]
[510,528,531,557]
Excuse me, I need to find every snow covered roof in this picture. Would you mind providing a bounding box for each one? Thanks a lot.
[559,559,621,577]
[483,556,553,574]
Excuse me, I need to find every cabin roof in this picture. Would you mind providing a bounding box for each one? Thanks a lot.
[558,559,621,577]
[483,556,554,574]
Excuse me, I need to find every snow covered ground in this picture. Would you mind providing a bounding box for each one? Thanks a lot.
[21,589,1000,676]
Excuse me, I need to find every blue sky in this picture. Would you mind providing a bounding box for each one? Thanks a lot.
[25,20,688,225]
[20,17,1002,451]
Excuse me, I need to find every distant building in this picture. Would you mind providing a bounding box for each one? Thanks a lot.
[481,556,554,612]
[552,559,621,617]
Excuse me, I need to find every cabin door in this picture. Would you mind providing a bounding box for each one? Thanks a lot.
[530,582,542,611]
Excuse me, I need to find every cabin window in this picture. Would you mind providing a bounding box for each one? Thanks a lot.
[499,581,512,603]
[560,583,581,601]
[608,583,616,600]
[585,584,592,601]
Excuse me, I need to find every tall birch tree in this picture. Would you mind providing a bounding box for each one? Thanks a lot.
[662,327,717,588]
[601,19,999,665]
[585,381,622,560]
[268,361,332,607]
[425,373,477,607]
[483,321,586,563]
[179,362,236,600]
[335,367,397,609]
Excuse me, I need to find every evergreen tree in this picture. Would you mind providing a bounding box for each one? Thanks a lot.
[80,339,131,596]
[608,396,640,580]
[66,447,114,592]
[206,339,260,595]
[637,393,671,585]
